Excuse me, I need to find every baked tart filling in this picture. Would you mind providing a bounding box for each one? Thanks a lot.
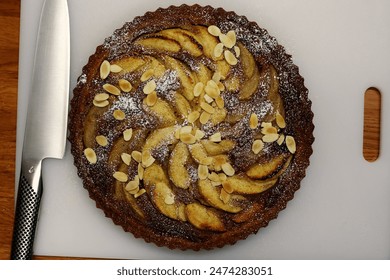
[69,5,314,250]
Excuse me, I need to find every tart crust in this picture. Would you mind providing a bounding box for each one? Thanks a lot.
[69,4,314,250]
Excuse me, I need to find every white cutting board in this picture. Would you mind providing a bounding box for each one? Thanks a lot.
[16,0,390,259]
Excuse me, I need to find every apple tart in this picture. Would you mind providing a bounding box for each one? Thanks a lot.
[69,5,314,250]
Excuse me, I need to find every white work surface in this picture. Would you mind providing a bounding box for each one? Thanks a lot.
[16,0,390,259]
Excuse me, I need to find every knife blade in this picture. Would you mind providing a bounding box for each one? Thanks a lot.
[11,0,70,260]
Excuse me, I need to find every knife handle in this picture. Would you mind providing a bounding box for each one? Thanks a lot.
[11,161,43,260]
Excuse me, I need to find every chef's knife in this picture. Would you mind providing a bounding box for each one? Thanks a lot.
[11,0,70,260]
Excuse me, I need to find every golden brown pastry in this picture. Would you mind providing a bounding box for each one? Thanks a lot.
[69,4,314,250]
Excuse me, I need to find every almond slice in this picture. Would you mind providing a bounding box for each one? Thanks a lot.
[133,175,140,184]
[286,135,296,154]
[277,134,285,146]
[208,172,221,182]
[180,125,193,135]
[103,83,121,96]
[204,84,220,99]
[193,82,204,97]
[118,79,132,92]
[138,163,145,180]
[226,30,237,46]
[276,112,286,128]
[200,102,215,114]
[219,34,234,49]
[143,80,156,95]
[221,162,235,176]
[215,96,224,109]
[194,129,205,140]
[204,94,214,103]
[224,50,238,65]
[164,193,175,205]
[218,81,225,91]
[93,99,109,108]
[262,133,279,143]
[113,171,128,183]
[200,111,211,124]
[208,25,221,36]
[261,122,272,128]
[198,164,209,180]
[95,135,108,147]
[219,173,227,182]
[212,72,224,82]
[234,45,241,57]
[134,188,146,198]
[145,91,158,106]
[142,156,155,168]
[213,42,224,58]
[220,188,230,204]
[207,79,219,90]
[180,133,196,145]
[125,181,139,194]
[84,148,97,164]
[100,60,110,79]
[94,93,109,102]
[140,69,155,82]
[200,157,213,166]
[121,153,131,165]
[252,139,264,154]
[188,111,200,124]
[142,150,155,168]
[127,186,140,195]
[110,64,122,73]
[131,151,142,163]
[123,128,133,141]
[209,132,222,143]
[222,181,233,193]
[261,126,278,135]
[249,113,258,129]
[113,109,125,120]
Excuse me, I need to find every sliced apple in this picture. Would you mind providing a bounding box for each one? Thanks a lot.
[232,202,263,223]
[135,37,181,53]
[142,126,178,155]
[157,28,203,57]
[188,142,209,164]
[238,42,256,78]
[246,154,292,179]
[198,179,245,213]
[110,56,147,74]
[185,203,225,232]
[173,92,191,118]
[201,139,235,156]
[149,182,186,221]
[190,25,221,60]
[142,98,176,127]
[210,107,227,125]
[83,105,110,148]
[123,189,145,218]
[169,142,190,189]
[163,56,197,101]
[143,163,170,186]
[222,175,278,194]
[108,129,146,167]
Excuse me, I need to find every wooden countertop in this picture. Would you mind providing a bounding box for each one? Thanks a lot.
[0,0,381,260]
[0,0,20,260]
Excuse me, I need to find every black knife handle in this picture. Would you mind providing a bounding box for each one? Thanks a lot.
[11,164,43,260]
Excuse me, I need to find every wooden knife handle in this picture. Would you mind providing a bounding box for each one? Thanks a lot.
[10,163,43,260]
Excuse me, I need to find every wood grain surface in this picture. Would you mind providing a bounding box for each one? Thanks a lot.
[0,0,381,260]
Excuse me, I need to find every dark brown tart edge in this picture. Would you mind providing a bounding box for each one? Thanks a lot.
[68,4,314,251]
